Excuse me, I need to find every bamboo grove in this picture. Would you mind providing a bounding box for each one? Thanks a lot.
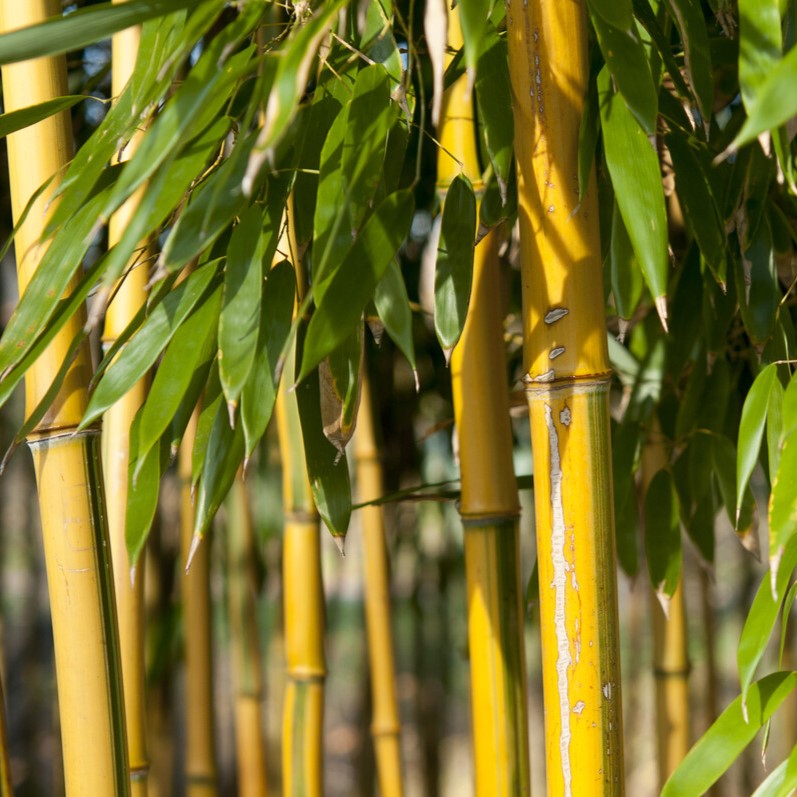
[0,0,796,795]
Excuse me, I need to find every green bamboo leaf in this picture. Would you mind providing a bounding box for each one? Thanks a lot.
[662,0,713,119]
[245,0,347,186]
[644,468,682,604]
[193,401,245,538]
[474,22,513,200]
[612,420,640,576]
[159,135,256,272]
[373,259,417,371]
[577,71,600,202]
[136,289,221,476]
[738,537,797,703]
[782,373,797,441]
[662,672,797,797]
[767,377,785,478]
[779,582,797,668]
[126,411,170,568]
[609,201,643,322]
[0,95,88,137]
[598,67,668,323]
[770,431,797,566]
[342,64,395,233]
[240,260,296,460]
[295,331,352,539]
[0,0,208,64]
[102,45,254,222]
[435,174,476,352]
[737,363,777,520]
[81,262,221,428]
[666,132,726,285]
[299,188,415,381]
[219,207,267,409]
[457,0,490,78]
[735,218,780,344]
[738,0,782,109]
[751,744,797,797]
[588,1,658,133]
[192,363,223,486]
[712,435,756,534]
[731,44,797,151]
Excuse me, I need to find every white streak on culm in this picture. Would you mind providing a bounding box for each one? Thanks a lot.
[546,403,572,797]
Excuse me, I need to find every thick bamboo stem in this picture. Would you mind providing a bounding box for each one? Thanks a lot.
[441,11,531,794]
[354,372,404,797]
[507,1,625,793]
[641,424,690,789]
[0,2,129,793]
[180,410,219,796]
[227,474,269,797]
[276,372,325,797]
[102,13,151,795]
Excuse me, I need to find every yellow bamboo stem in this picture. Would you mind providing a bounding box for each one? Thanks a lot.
[0,2,130,794]
[507,1,625,793]
[354,371,404,797]
[641,422,690,789]
[180,410,219,796]
[441,10,531,796]
[102,12,151,795]
[276,343,325,797]
[227,474,269,797]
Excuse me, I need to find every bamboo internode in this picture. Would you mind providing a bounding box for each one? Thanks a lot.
[442,9,531,796]
[180,412,219,796]
[507,0,625,793]
[0,1,130,793]
[354,372,404,797]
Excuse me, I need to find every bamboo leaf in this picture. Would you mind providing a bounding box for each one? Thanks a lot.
[0,0,208,64]
[295,331,352,539]
[435,174,476,352]
[751,744,797,797]
[662,0,713,119]
[299,188,415,381]
[609,201,643,322]
[738,0,782,109]
[662,672,797,797]
[193,401,245,538]
[598,66,668,323]
[735,218,780,344]
[342,64,395,233]
[373,259,417,371]
[612,420,640,576]
[192,363,223,486]
[457,0,490,79]
[588,0,658,133]
[737,363,777,518]
[644,468,682,607]
[126,411,170,568]
[737,538,797,702]
[473,22,513,199]
[767,377,785,478]
[81,262,221,428]
[712,435,756,535]
[666,132,726,285]
[0,95,88,137]
[240,260,296,460]
[219,207,267,409]
[136,289,221,475]
[769,431,797,567]
[245,0,347,187]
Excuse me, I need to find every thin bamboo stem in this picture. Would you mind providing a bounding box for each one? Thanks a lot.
[641,423,690,789]
[180,410,219,796]
[227,474,269,797]
[0,2,129,793]
[276,348,325,797]
[354,372,404,797]
[507,1,625,793]
[102,12,151,795]
[441,10,531,794]
[0,671,12,797]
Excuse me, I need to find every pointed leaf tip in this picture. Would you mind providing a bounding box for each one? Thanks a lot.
[655,295,669,332]
[185,533,203,573]
[334,535,346,557]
